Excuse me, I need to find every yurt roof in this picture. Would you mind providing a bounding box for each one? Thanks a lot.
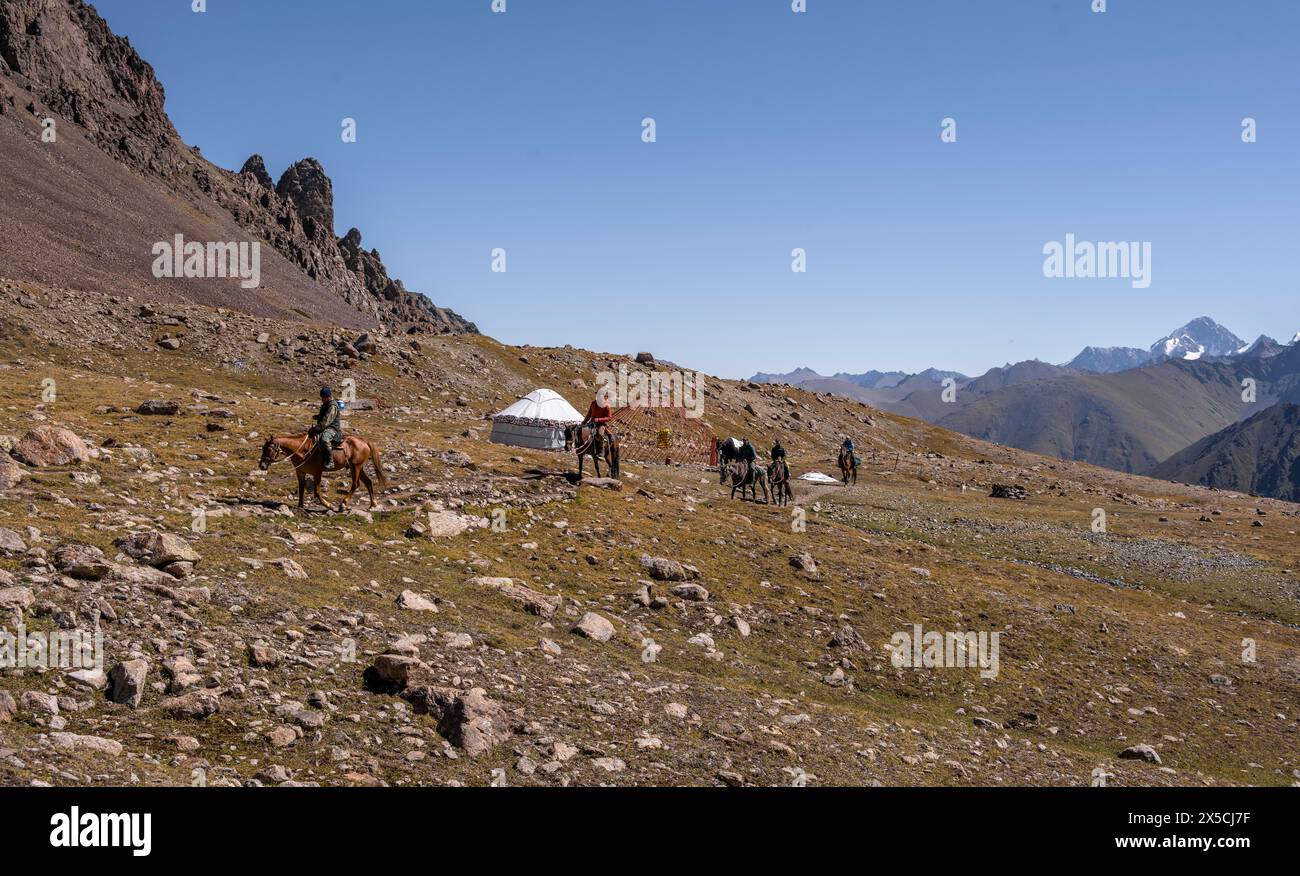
[492,388,583,423]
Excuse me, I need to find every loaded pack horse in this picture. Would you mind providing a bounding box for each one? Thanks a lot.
[716,437,743,469]
[722,458,769,503]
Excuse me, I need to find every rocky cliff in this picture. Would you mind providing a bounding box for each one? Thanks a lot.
[0,0,476,334]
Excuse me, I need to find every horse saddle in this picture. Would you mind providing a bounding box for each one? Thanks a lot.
[316,437,347,470]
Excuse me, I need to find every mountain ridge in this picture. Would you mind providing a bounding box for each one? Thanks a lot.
[1151,402,1300,501]
[0,0,475,334]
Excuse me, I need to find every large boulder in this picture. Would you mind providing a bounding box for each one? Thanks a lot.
[639,555,699,582]
[161,690,220,720]
[396,590,439,612]
[10,425,89,466]
[670,583,710,602]
[789,552,819,577]
[107,659,148,708]
[580,477,623,490]
[53,544,111,580]
[403,686,513,758]
[50,733,123,757]
[990,484,1028,500]
[0,456,23,490]
[364,654,437,692]
[135,400,179,415]
[113,531,200,567]
[0,527,26,554]
[0,586,34,610]
[1118,743,1162,765]
[466,576,560,618]
[419,510,480,538]
[571,612,616,642]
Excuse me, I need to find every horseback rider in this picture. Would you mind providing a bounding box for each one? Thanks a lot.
[841,435,855,458]
[309,386,344,471]
[738,436,757,481]
[581,390,613,440]
[770,437,788,477]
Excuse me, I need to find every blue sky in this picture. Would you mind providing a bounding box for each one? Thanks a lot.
[93,0,1299,378]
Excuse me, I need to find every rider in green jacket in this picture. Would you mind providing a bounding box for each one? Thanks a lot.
[310,387,343,469]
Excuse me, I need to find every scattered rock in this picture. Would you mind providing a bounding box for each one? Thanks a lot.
[468,576,560,618]
[0,586,34,610]
[114,530,200,567]
[1118,744,1162,764]
[107,659,148,708]
[162,690,220,720]
[396,590,439,612]
[135,400,180,415]
[50,732,123,756]
[0,528,26,554]
[0,456,23,489]
[789,552,818,576]
[10,425,90,466]
[53,544,111,580]
[990,484,1028,500]
[670,583,709,601]
[571,612,615,642]
[403,686,513,758]
[580,477,623,490]
[639,555,699,581]
[592,756,626,772]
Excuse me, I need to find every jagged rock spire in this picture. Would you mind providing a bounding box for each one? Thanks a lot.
[239,154,274,190]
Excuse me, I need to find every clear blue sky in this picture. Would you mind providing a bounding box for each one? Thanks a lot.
[93,0,1299,378]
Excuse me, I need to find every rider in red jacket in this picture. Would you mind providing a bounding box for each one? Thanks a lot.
[584,397,612,435]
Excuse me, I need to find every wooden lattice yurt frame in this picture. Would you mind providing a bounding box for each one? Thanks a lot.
[608,406,718,467]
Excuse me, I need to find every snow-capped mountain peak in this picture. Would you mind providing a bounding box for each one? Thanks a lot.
[1149,317,1246,362]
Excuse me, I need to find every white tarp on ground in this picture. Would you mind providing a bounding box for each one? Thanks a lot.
[797,471,842,484]
[489,388,584,450]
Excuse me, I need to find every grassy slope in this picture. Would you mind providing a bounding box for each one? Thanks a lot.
[0,284,1297,787]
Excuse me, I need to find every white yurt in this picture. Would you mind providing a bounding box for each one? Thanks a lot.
[489,388,584,450]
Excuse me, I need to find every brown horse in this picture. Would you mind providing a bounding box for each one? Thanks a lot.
[258,433,388,512]
[722,459,769,503]
[837,448,857,485]
[768,459,793,506]
[564,424,620,479]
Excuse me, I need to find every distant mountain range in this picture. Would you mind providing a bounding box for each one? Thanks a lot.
[749,317,1300,500]
[1151,403,1300,502]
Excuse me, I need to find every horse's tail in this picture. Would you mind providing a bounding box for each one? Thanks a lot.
[370,442,389,490]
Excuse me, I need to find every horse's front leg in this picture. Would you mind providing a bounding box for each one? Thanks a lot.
[593,452,602,478]
[312,474,329,509]
[296,472,306,508]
